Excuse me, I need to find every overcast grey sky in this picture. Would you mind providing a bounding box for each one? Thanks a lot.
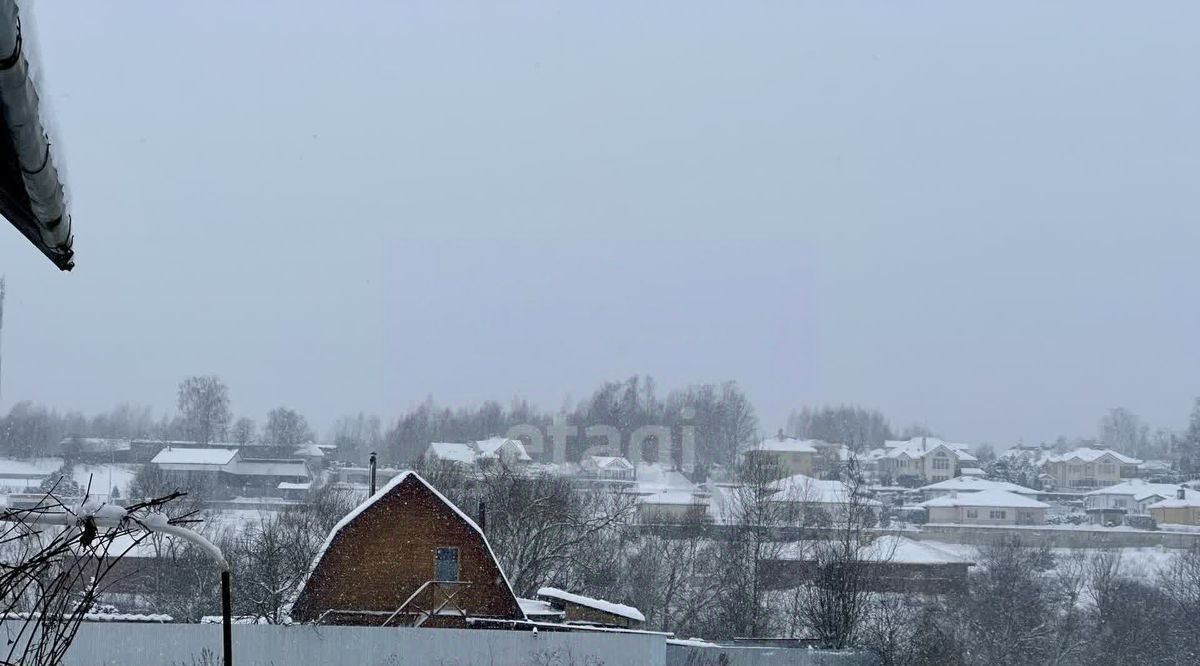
[1,1,1197,445]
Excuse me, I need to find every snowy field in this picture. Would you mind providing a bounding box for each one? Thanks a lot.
[0,457,138,500]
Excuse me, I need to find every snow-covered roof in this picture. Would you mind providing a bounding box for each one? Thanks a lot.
[0,457,63,477]
[919,476,1041,496]
[536,587,645,622]
[517,598,565,618]
[754,436,819,454]
[885,437,969,451]
[474,437,532,461]
[293,444,325,457]
[919,489,1049,509]
[769,473,883,507]
[959,467,985,476]
[1148,495,1200,510]
[882,437,976,462]
[639,490,702,506]
[277,481,312,491]
[632,462,697,495]
[1086,480,1191,502]
[150,448,238,466]
[426,442,477,465]
[229,459,310,478]
[776,535,973,565]
[1046,448,1141,465]
[588,455,634,470]
[288,471,521,620]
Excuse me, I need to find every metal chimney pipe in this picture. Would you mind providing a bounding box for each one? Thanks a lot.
[369,451,377,496]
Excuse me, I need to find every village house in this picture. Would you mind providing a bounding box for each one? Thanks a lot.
[148,447,311,497]
[1084,479,1196,519]
[1148,489,1200,526]
[918,475,1041,501]
[423,437,532,468]
[289,471,525,627]
[767,473,882,524]
[875,437,977,486]
[535,587,645,629]
[919,489,1050,525]
[761,535,975,595]
[579,455,635,481]
[743,432,819,476]
[1041,448,1141,490]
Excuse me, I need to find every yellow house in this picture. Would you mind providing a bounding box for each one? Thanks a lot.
[1148,490,1200,526]
[745,433,818,476]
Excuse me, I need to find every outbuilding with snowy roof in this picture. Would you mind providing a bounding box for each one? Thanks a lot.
[536,587,645,628]
[289,471,524,627]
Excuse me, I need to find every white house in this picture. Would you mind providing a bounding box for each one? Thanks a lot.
[918,476,1041,501]
[579,455,635,481]
[424,437,532,468]
[1041,448,1141,490]
[876,437,977,485]
[768,473,882,523]
[1085,480,1198,515]
[920,490,1050,525]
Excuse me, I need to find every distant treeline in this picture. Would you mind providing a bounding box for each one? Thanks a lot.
[5,374,1200,471]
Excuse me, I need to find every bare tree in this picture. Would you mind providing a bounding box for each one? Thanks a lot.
[263,406,313,450]
[229,417,257,446]
[796,460,881,649]
[423,461,635,597]
[0,483,185,665]
[1098,407,1150,459]
[225,486,355,622]
[176,376,231,445]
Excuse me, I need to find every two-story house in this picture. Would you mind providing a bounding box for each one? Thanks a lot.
[1041,448,1141,490]
[876,437,977,486]
[744,432,819,477]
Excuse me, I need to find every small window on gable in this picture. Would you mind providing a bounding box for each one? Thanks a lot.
[436,547,460,582]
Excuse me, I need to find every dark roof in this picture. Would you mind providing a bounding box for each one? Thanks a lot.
[0,1,72,270]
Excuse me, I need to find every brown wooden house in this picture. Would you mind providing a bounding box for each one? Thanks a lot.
[289,472,525,627]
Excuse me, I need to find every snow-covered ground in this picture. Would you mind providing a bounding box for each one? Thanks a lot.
[0,457,138,499]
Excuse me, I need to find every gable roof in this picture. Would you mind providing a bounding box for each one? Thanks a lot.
[1046,448,1141,465]
[919,476,1041,496]
[474,437,532,461]
[588,455,634,470]
[919,489,1049,509]
[288,471,522,620]
[536,587,645,623]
